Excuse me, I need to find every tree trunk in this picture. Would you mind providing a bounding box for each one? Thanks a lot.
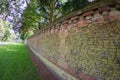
[49,0,56,23]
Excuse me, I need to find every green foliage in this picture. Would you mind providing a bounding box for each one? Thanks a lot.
[20,0,106,40]
[2,28,11,41]
[36,0,63,22]
[0,18,16,41]
[20,0,39,40]
[0,0,9,13]
[20,0,64,40]
[62,0,89,14]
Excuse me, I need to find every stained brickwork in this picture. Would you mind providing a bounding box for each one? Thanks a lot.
[27,1,120,80]
[65,20,120,80]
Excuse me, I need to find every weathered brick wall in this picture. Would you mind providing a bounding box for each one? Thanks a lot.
[27,1,120,80]
[65,20,120,80]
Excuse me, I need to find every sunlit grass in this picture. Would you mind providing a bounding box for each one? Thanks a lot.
[0,43,42,80]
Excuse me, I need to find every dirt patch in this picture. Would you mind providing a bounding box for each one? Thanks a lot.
[28,47,58,80]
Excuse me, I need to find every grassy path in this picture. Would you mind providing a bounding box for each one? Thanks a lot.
[0,43,42,80]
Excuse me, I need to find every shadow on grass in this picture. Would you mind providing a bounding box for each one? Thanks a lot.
[0,43,42,80]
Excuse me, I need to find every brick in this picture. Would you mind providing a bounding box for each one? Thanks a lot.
[87,19,92,24]
[76,21,83,27]
[62,20,69,24]
[83,10,94,17]
[82,20,87,25]
[104,15,110,20]
[110,15,119,20]
[116,4,120,9]
[72,19,78,23]
[98,6,110,13]
[27,4,120,80]
[97,17,104,22]
[86,76,94,80]
[78,73,86,80]
[73,22,78,27]
[71,16,79,20]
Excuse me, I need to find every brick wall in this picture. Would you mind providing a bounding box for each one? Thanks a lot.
[27,1,120,80]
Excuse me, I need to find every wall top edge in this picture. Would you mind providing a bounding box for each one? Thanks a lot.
[28,0,120,39]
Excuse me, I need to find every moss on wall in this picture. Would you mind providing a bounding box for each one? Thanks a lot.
[28,20,120,80]
[39,33,60,63]
[65,20,120,80]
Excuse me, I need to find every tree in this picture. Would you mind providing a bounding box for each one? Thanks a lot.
[0,15,16,41]
[19,0,64,40]
[0,0,9,13]
[36,0,63,23]
[62,0,89,14]
[19,0,43,40]
[0,0,96,40]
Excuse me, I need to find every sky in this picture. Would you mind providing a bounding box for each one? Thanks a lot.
[88,0,94,2]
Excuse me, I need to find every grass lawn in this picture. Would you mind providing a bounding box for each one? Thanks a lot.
[0,43,42,80]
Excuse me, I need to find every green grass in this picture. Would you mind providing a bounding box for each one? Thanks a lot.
[0,43,42,80]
